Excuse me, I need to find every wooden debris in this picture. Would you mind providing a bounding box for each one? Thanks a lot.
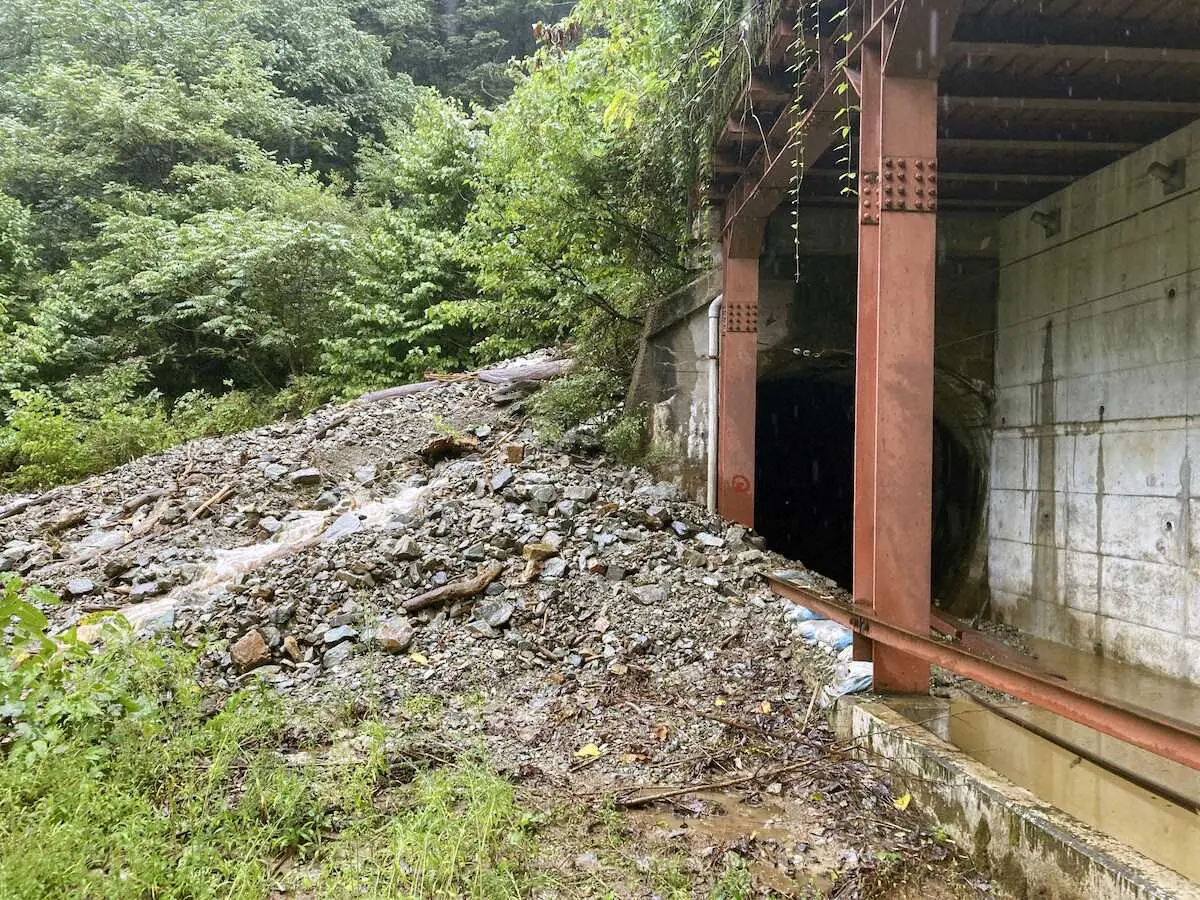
[476,358,573,385]
[308,409,354,442]
[187,483,236,523]
[46,507,88,534]
[80,602,124,613]
[0,486,68,522]
[121,488,167,516]
[504,443,525,463]
[403,562,505,613]
[612,758,810,809]
[358,381,445,404]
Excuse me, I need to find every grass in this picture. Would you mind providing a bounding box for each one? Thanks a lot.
[316,761,543,898]
[0,606,545,900]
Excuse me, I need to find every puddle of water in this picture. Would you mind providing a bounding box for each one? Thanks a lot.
[945,696,1200,882]
[626,789,837,894]
[1028,636,1200,730]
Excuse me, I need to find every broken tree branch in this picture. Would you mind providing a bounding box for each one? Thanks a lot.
[611,758,811,809]
[0,486,69,521]
[121,488,167,516]
[403,562,505,613]
[187,484,235,523]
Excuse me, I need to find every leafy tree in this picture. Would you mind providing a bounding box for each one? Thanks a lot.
[464,0,729,377]
[321,93,485,391]
[379,0,559,105]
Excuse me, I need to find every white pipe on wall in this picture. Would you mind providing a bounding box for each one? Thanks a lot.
[705,294,723,513]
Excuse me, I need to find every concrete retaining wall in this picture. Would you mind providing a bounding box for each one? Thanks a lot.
[989,119,1200,682]
[835,697,1199,900]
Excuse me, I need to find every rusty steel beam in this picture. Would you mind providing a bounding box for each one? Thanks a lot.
[794,194,1029,210]
[884,0,965,77]
[951,41,1200,66]
[807,168,1078,185]
[852,21,882,664]
[716,219,764,528]
[765,573,1200,772]
[953,14,1200,56]
[944,70,1200,106]
[864,68,938,693]
[940,138,1141,155]
[942,95,1200,117]
[722,51,841,227]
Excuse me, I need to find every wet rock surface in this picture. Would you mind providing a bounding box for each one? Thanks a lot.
[1,361,991,896]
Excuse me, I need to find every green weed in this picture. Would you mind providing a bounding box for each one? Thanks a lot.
[710,852,753,899]
[0,577,544,899]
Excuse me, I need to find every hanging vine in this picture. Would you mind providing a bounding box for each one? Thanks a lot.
[832,0,857,198]
[785,0,858,274]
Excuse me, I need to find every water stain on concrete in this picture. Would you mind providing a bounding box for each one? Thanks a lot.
[1032,319,1059,621]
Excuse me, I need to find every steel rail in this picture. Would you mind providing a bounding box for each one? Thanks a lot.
[765,572,1200,772]
[964,692,1200,814]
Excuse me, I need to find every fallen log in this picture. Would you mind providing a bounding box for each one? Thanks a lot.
[476,358,573,385]
[121,488,167,516]
[403,562,505,613]
[0,486,68,522]
[358,381,445,404]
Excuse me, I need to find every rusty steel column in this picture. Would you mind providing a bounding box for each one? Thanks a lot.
[717,219,764,527]
[852,22,882,663]
[862,65,938,692]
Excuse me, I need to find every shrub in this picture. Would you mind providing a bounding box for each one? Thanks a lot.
[171,388,271,440]
[0,365,175,489]
[526,366,625,437]
[601,412,646,463]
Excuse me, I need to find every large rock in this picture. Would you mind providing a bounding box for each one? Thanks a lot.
[323,641,355,668]
[389,536,422,561]
[0,541,37,572]
[377,617,415,653]
[323,624,359,645]
[231,630,271,673]
[64,577,96,598]
[478,599,515,628]
[631,584,668,606]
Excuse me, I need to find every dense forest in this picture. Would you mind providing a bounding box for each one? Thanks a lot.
[0,0,749,488]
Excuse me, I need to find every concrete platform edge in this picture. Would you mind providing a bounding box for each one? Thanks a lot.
[834,696,1200,899]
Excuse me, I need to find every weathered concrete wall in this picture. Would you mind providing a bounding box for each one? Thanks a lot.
[628,271,722,503]
[989,119,1200,681]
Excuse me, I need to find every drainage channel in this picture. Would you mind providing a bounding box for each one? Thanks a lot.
[908,692,1200,884]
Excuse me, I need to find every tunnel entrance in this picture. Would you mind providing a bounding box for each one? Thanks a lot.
[755,369,983,601]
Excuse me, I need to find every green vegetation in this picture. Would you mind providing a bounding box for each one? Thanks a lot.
[0,574,544,898]
[0,0,784,486]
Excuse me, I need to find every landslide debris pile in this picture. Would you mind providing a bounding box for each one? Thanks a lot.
[1,363,986,893]
[0,358,850,779]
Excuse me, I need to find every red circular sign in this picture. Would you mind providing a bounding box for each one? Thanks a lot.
[731,474,751,494]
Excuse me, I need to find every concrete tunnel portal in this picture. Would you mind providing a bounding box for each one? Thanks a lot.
[754,367,985,605]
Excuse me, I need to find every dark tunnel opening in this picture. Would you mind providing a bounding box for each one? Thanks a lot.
[755,370,982,601]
